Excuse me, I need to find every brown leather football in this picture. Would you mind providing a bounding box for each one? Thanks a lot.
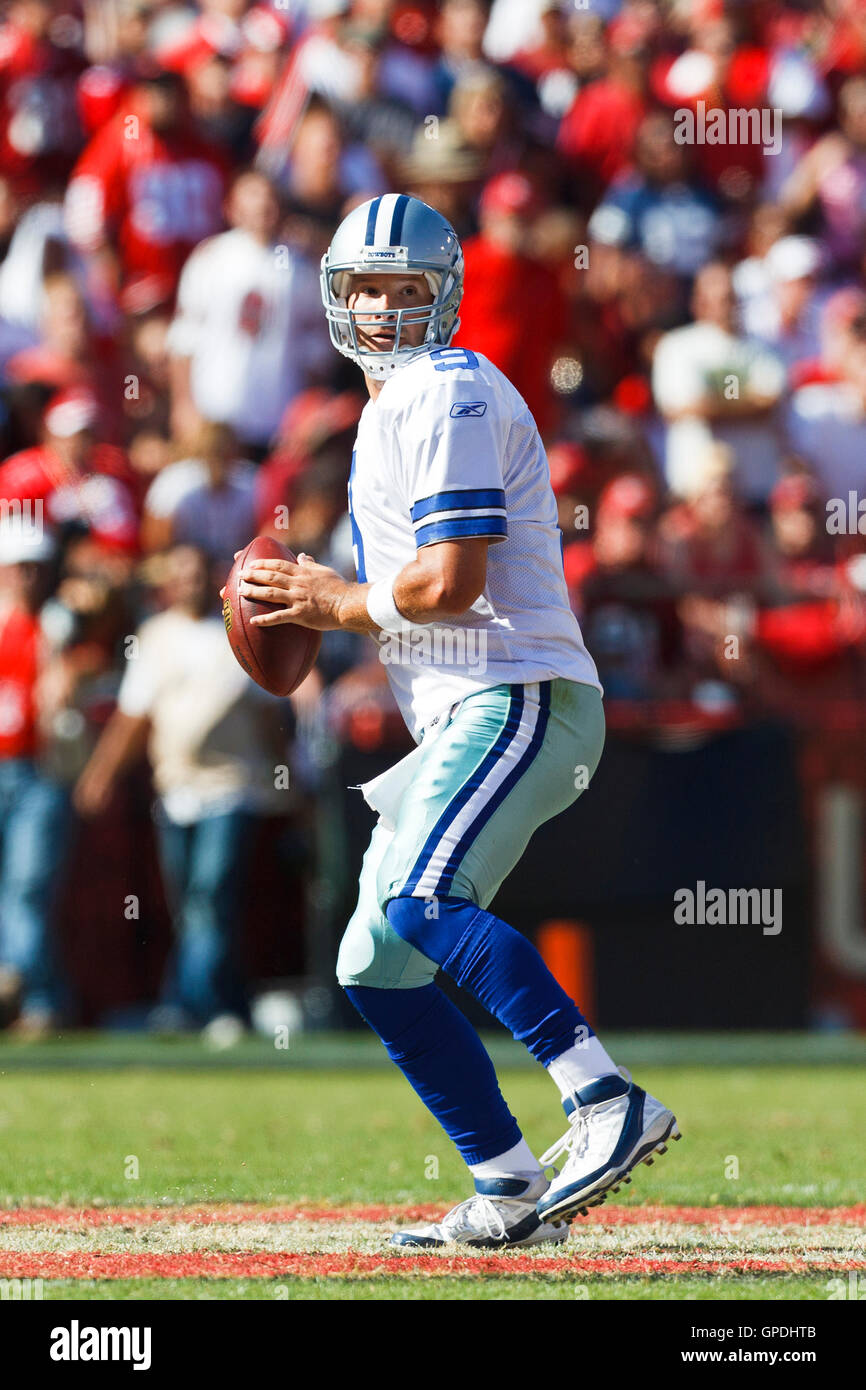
[222,536,321,696]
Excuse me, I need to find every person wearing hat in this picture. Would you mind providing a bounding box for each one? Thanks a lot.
[0,388,139,555]
[735,235,823,369]
[0,519,75,1037]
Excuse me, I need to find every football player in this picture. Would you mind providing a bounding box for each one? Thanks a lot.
[238,195,680,1246]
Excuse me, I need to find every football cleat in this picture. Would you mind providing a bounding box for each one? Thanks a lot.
[536,1071,681,1225]
[391,1173,568,1249]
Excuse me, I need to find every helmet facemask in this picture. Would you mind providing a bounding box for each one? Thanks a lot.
[320,261,464,379]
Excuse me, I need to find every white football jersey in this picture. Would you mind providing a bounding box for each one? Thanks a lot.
[349,346,601,741]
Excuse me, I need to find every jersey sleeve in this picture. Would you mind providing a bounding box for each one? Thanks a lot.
[396,355,508,549]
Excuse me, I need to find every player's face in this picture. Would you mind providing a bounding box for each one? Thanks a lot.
[346,274,434,353]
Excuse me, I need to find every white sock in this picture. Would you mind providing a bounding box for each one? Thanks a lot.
[468,1136,541,1180]
[546,1037,619,1100]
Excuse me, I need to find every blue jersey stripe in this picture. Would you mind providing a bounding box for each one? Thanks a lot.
[411,488,506,522]
[415,516,507,546]
[364,197,382,246]
[401,687,525,896]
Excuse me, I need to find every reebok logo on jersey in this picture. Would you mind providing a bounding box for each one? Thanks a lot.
[450,401,488,418]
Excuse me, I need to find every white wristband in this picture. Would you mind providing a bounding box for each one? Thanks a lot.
[366,574,412,634]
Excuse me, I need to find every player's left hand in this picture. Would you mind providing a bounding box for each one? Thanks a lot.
[239,553,350,631]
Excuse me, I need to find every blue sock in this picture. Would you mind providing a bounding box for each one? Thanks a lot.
[385,896,591,1067]
[344,982,522,1165]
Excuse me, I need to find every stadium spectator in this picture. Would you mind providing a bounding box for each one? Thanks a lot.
[456,171,565,433]
[734,236,823,369]
[4,271,125,438]
[0,0,85,194]
[170,421,257,571]
[652,262,786,505]
[74,543,290,1041]
[167,168,329,452]
[0,388,139,554]
[767,473,838,601]
[588,110,723,282]
[63,66,227,292]
[781,74,866,272]
[657,442,775,599]
[786,305,866,499]
[278,94,386,258]
[447,65,525,178]
[140,422,254,554]
[564,473,681,701]
[400,117,483,239]
[556,11,650,196]
[254,387,364,537]
[0,519,77,1037]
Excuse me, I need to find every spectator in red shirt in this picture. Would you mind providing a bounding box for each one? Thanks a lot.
[456,171,566,433]
[63,67,227,292]
[0,0,85,195]
[556,18,649,197]
[0,389,139,556]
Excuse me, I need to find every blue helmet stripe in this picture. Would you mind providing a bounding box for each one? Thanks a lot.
[364,197,382,246]
[389,193,409,246]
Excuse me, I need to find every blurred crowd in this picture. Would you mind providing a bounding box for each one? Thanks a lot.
[1,0,866,1037]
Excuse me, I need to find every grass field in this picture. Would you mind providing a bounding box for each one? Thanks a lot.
[0,1032,863,1302]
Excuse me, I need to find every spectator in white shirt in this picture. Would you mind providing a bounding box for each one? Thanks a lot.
[652,262,787,506]
[74,544,290,1039]
[167,169,330,454]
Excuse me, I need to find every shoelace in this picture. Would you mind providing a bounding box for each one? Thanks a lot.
[441,1193,511,1242]
[539,1066,633,1170]
[539,1111,592,1170]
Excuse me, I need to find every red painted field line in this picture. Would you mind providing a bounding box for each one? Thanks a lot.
[1,1252,865,1280]
[0,1203,864,1229]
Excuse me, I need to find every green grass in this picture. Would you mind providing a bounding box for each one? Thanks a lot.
[0,1064,862,1206]
[33,1276,836,1301]
[0,1042,862,1301]
[0,1030,864,1070]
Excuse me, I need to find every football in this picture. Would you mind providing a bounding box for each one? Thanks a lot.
[222,536,321,696]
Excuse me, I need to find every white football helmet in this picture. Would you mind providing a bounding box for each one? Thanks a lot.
[320,194,464,378]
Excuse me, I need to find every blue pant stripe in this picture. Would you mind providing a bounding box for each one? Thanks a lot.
[400,687,525,897]
[400,686,535,899]
[437,683,551,896]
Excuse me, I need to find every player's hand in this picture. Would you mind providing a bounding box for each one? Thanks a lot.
[239,553,350,631]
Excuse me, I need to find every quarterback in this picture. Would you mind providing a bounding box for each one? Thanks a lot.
[238,194,680,1247]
